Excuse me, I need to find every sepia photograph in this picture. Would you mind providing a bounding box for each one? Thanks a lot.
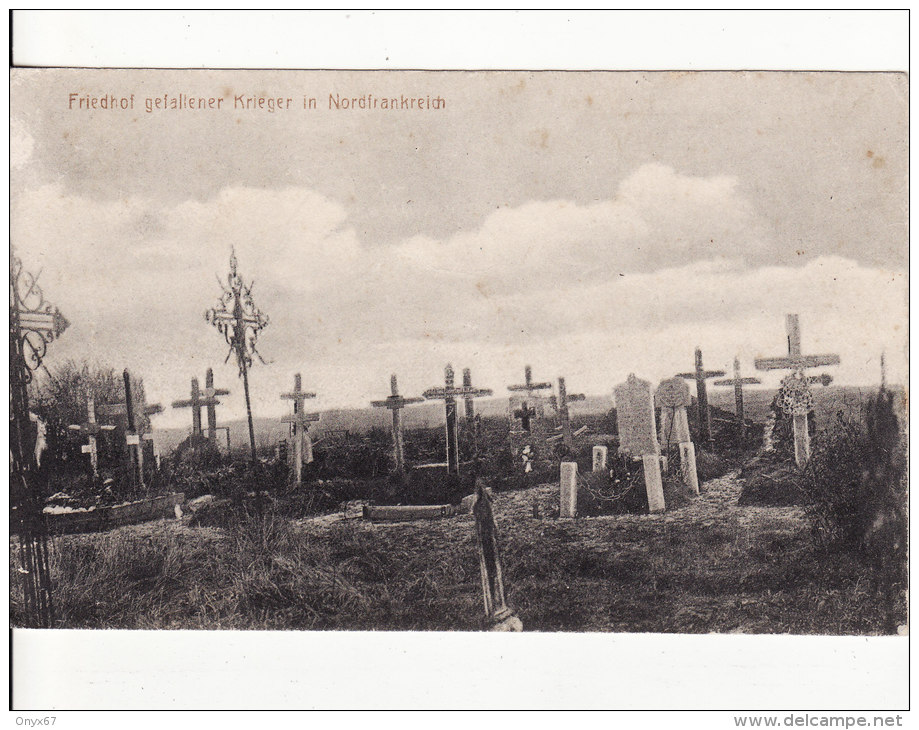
[8,10,909,713]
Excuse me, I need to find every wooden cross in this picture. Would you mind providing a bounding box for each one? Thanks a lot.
[171,377,205,438]
[371,374,424,475]
[513,401,537,432]
[676,348,726,443]
[423,364,493,475]
[549,377,585,448]
[98,370,161,489]
[472,481,522,631]
[713,357,761,437]
[754,314,840,467]
[68,395,115,479]
[203,367,230,444]
[280,373,319,486]
[507,364,552,397]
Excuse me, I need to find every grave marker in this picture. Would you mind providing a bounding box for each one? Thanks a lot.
[713,357,761,438]
[171,377,205,438]
[655,377,698,494]
[549,377,586,448]
[68,395,116,479]
[754,314,840,468]
[592,445,608,472]
[371,374,424,474]
[677,348,725,443]
[560,461,578,518]
[99,370,161,490]
[280,373,319,486]
[472,481,523,631]
[203,367,230,445]
[423,364,492,475]
[614,374,665,513]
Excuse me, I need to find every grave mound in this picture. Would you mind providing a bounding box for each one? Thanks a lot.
[737,452,807,506]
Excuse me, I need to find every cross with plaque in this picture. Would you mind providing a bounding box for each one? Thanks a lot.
[280,373,319,485]
[98,369,162,489]
[68,395,116,479]
[755,314,840,467]
[614,373,665,512]
[654,377,699,494]
[549,376,585,448]
[677,347,726,443]
[423,364,493,475]
[371,374,424,474]
[713,357,761,438]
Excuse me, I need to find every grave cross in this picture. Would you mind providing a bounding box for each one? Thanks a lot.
[676,348,726,443]
[371,374,424,475]
[98,370,161,490]
[422,364,493,475]
[280,373,319,486]
[507,364,552,397]
[171,377,205,438]
[513,401,537,432]
[472,481,522,631]
[713,357,761,438]
[549,377,586,448]
[68,395,116,479]
[203,368,230,445]
[754,314,840,468]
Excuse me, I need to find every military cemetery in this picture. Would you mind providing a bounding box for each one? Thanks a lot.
[9,68,906,644]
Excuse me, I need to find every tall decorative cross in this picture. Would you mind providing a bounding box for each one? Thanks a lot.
[68,395,116,479]
[98,369,162,490]
[549,377,586,448]
[472,481,522,631]
[205,248,269,462]
[280,373,319,485]
[171,377,205,438]
[371,374,423,474]
[676,348,726,444]
[755,314,840,467]
[423,364,493,475]
[10,250,70,627]
[203,367,230,445]
[713,357,761,438]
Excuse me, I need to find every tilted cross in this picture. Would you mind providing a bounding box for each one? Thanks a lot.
[754,314,840,467]
[549,376,586,448]
[371,373,424,474]
[203,367,230,444]
[676,347,726,443]
[68,395,116,478]
[713,357,761,436]
[98,370,161,489]
[280,373,319,485]
[423,364,493,475]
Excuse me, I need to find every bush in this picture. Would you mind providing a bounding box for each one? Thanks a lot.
[800,388,906,619]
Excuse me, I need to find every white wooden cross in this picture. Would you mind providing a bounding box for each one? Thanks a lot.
[280,373,319,486]
[68,395,115,479]
[371,374,423,474]
[754,314,840,467]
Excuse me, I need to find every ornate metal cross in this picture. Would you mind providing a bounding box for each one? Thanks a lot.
[754,314,840,468]
[280,373,319,485]
[205,248,269,461]
[677,347,726,443]
[371,374,423,474]
[68,395,116,479]
[423,364,493,475]
[10,250,70,627]
[713,357,761,437]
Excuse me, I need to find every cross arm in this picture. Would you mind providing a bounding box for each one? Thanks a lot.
[280,391,317,400]
[507,383,552,392]
[713,377,761,386]
[171,398,199,409]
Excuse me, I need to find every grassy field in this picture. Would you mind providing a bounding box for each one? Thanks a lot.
[14,465,904,634]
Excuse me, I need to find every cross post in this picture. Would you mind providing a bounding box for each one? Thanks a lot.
[171,377,205,438]
[203,367,230,444]
[371,374,423,474]
[713,357,761,438]
[754,314,840,467]
[423,364,493,476]
[68,395,116,479]
[549,376,586,448]
[676,348,726,443]
[280,373,319,486]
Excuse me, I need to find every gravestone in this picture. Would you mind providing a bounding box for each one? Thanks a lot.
[472,481,523,631]
[560,461,578,518]
[592,445,608,472]
[614,374,665,513]
[654,377,698,494]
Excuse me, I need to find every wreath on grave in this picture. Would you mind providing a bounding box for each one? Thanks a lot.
[778,372,814,416]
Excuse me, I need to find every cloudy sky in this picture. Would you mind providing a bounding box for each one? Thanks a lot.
[11,69,907,428]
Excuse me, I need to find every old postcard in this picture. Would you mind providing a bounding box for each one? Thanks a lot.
[10,65,908,708]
